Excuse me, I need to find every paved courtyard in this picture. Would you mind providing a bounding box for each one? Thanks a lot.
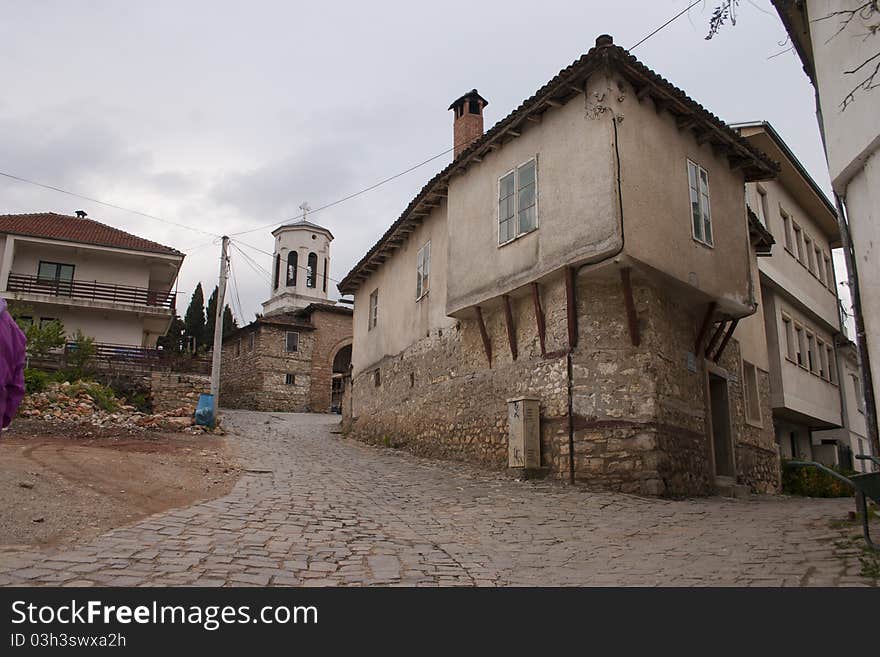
[0,411,873,586]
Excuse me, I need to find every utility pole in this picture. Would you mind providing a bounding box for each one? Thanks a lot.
[210,236,230,417]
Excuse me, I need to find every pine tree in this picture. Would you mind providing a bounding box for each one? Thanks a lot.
[222,305,237,335]
[183,283,206,350]
[158,315,186,352]
[205,285,239,346]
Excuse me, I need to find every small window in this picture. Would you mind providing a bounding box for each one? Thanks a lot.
[498,159,537,244]
[286,331,299,353]
[754,186,768,226]
[743,361,761,424]
[853,374,865,413]
[793,223,805,264]
[235,339,241,357]
[409,372,415,388]
[373,369,381,387]
[306,252,317,289]
[286,251,298,286]
[827,346,837,384]
[804,235,816,274]
[273,253,281,290]
[817,338,827,379]
[806,332,817,374]
[37,261,75,282]
[39,317,58,328]
[795,325,805,367]
[368,289,379,330]
[824,254,833,288]
[782,315,796,362]
[247,332,255,352]
[416,241,431,299]
[687,160,713,246]
[285,373,296,385]
[323,257,328,293]
[814,245,824,283]
[781,209,793,253]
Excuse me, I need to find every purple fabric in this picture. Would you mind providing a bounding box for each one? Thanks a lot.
[0,298,27,428]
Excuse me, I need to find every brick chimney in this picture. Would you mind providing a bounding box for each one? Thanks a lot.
[449,89,488,157]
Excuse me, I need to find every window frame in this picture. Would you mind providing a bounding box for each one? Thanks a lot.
[285,331,300,353]
[286,251,298,287]
[794,323,806,369]
[827,345,838,385]
[368,289,379,331]
[285,373,296,385]
[497,157,538,246]
[306,252,318,289]
[686,159,713,247]
[782,314,796,363]
[792,221,805,264]
[742,360,762,426]
[754,185,768,227]
[780,208,794,253]
[37,261,75,282]
[416,241,431,300]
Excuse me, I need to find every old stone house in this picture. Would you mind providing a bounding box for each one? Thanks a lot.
[220,220,352,412]
[339,35,784,497]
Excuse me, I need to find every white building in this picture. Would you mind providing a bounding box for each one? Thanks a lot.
[774,0,880,460]
[0,211,184,349]
[262,220,334,315]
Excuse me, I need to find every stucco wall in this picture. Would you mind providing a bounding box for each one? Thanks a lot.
[264,225,332,314]
[352,205,456,376]
[618,83,751,314]
[444,73,620,316]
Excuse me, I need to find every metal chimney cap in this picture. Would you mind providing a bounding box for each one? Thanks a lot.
[595,34,614,48]
[75,210,88,218]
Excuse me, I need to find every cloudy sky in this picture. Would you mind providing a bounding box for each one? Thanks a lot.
[0,0,844,325]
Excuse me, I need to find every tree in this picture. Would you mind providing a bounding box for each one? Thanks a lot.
[65,329,97,380]
[157,315,186,352]
[183,283,206,350]
[23,320,66,358]
[205,285,238,346]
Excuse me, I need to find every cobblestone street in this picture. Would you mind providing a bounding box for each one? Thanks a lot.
[0,411,873,587]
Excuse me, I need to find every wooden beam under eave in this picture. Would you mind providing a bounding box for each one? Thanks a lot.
[653,98,667,116]
[489,142,502,151]
[635,84,652,102]
[508,128,522,138]
[532,282,547,358]
[620,267,640,347]
[503,294,518,361]
[474,305,492,367]
[704,321,726,357]
[728,156,749,171]
[545,98,563,108]
[694,301,718,353]
[565,267,578,351]
[712,319,739,363]
[526,114,541,123]
[676,116,697,132]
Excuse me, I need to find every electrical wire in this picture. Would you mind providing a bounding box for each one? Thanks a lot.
[629,0,705,51]
[227,252,246,323]
[0,170,221,238]
[232,237,344,285]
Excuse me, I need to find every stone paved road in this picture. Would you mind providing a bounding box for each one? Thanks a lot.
[0,411,873,587]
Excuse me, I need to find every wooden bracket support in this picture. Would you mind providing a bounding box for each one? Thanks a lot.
[503,294,518,361]
[620,267,640,347]
[704,321,726,358]
[532,282,546,357]
[474,305,492,367]
[695,301,718,353]
[712,319,739,363]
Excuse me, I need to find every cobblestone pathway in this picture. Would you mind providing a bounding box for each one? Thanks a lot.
[0,411,873,586]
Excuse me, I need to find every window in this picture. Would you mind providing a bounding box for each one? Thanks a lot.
[498,158,537,244]
[247,332,255,352]
[37,261,75,282]
[285,373,296,385]
[804,234,815,274]
[373,369,381,387]
[827,346,837,384]
[793,222,804,263]
[754,186,768,226]
[687,160,713,246]
[824,254,833,288]
[795,324,805,367]
[39,317,58,329]
[273,254,281,290]
[368,289,378,330]
[743,361,761,424]
[306,252,317,288]
[416,241,431,299]
[323,258,328,293]
[814,245,824,283]
[817,338,827,379]
[286,251,298,286]
[235,339,241,357]
[286,331,299,353]
[806,332,817,374]
[782,315,796,361]
[781,209,793,252]
[853,374,865,413]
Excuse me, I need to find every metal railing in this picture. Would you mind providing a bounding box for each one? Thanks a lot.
[6,273,175,310]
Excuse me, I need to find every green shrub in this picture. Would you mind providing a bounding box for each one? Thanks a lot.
[68,381,120,413]
[64,330,96,380]
[126,392,151,413]
[23,368,50,394]
[782,461,855,498]
[23,319,66,358]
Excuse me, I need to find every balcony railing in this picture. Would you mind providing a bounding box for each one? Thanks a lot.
[6,273,175,310]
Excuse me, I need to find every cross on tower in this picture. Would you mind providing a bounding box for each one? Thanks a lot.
[298,201,311,222]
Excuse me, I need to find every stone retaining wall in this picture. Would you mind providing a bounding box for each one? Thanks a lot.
[150,372,210,415]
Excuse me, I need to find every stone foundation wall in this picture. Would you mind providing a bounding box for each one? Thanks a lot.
[348,267,780,497]
[150,372,210,415]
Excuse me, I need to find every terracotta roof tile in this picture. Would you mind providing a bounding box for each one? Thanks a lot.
[0,212,184,256]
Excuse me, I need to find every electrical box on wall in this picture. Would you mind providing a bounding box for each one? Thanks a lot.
[508,397,541,469]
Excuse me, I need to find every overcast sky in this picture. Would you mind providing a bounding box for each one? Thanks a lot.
[1,0,845,325]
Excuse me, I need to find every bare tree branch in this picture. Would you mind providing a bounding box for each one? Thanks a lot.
[706,0,740,40]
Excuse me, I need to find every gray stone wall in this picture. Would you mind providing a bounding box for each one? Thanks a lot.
[150,372,210,415]
[346,267,780,497]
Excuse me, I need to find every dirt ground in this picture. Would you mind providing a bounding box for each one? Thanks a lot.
[0,419,240,550]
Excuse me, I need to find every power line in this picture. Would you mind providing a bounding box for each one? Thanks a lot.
[629,0,704,51]
[228,147,456,237]
[232,238,344,285]
[227,253,246,324]
[230,241,271,283]
[0,170,221,238]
